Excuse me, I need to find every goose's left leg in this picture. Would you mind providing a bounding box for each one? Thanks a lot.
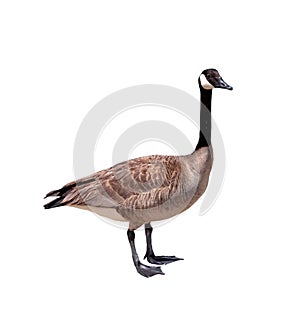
[143,223,183,265]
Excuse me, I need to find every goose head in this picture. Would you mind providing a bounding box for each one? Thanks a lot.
[199,68,233,91]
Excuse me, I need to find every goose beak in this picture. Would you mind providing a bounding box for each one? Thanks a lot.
[214,77,233,90]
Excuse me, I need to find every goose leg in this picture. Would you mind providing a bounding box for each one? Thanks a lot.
[144,223,183,265]
[127,229,164,278]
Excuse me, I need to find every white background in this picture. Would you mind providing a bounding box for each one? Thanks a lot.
[1,1,300,310]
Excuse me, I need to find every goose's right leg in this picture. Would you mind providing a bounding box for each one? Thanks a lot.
[143,223,183,265]
[127,229,164,278]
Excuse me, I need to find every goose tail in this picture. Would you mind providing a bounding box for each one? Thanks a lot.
[44,182,76,209]
[44,189,60,199]
[44,197,65,209]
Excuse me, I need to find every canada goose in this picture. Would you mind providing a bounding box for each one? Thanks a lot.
[44,69,233,277]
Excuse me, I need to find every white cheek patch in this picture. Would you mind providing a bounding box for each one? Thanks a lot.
[200,74,214,90]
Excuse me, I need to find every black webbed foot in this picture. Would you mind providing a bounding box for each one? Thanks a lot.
[144,253,183,265]
[136,262,165,278]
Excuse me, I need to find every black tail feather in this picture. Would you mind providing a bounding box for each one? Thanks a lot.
[44,182,77,209]
[44,189,60,199]
[44,197,64,209]
[44,182,77,199]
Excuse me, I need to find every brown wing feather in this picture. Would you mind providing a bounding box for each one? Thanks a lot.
[61,155,181,209]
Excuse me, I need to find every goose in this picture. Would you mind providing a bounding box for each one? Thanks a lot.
[44,69,233,277]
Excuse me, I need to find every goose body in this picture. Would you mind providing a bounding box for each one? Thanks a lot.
[46,147,212,228]
[44,69,232,277]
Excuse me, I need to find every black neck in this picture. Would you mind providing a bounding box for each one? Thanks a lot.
[195,82,212,150]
